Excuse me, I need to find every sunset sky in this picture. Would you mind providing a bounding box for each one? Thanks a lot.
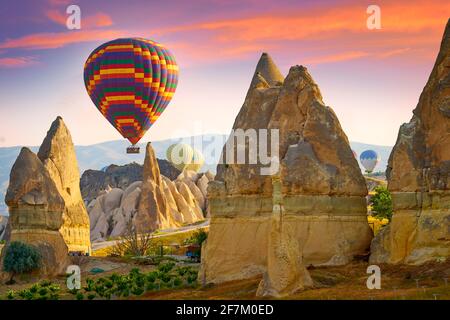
[0,0,449,147]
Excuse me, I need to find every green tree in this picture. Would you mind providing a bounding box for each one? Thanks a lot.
[370,186,393,221]
[2,241,42,284]
[190,230,208,245]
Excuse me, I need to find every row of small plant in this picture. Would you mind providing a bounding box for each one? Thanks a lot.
[70,263,198,300]
[3,263,198,300]
[5,280,61,300]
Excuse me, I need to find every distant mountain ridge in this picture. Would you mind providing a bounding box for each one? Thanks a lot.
[0,134,392,215]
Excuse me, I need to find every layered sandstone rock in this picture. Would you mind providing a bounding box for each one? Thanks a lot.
[256,177,313,297]
[88,144,207,240]
[201,53,372,285]
[37,117,91,254]
[370,20,450,265]
[0,215,7,240]
[2,148,69,275]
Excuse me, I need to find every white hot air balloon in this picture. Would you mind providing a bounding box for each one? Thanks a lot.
[360,149,380,173]
[166,143,204,172]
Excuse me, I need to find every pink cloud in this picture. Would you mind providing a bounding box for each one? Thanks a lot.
[0,56,38,68]
[151,0,449,65]
[0,29,125,50]
[46,9,66,25]
[47,0,71,5]
[163,0,449,42]
[46,10,113,28]
[304,51,369,65]
[378,48,412,59]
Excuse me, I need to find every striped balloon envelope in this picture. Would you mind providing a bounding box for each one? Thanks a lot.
[83,38,178,145]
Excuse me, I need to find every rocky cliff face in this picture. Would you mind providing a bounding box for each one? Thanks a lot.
[80,160,180,204]
[201,53,372,285]
[88,143,211,241]
[2,148,69,275]
[370,20,450,265]
[37,117,91,254]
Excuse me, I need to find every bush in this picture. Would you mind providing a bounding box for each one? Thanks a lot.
[6,281,61,300]
[185,230,208,246]
[76,292,84,300]
[2,241,41,283]
[158,262,175,273]
[370,186,393,221]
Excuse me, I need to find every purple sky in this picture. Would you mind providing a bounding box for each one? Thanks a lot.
[0,0,449,147]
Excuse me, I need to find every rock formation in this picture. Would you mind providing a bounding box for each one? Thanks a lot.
[200,53,372,285]
[37,117,91,254]
[0,215,7,240]
[80,160,180,204]
[370,20,450,265]
[134,142,175,232]
[256,177,313,297]
[2,148,69,275]
[88,144,210,241]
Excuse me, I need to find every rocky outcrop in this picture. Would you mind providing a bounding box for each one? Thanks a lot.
[2,148,69,275]
[37,117,90,254]
[370,20,450,265]
[80,160,180,204]
[0,215,7,240]
[135,143,205,233]
[88,145,210,241]
[201,53,372,285]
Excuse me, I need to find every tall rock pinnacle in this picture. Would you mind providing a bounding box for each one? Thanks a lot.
[3,147,69,275]
[250,52,285,88]
[202,53,372,289]
[37,116,91,254]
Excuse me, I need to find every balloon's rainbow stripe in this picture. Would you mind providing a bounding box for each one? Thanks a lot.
[83,38,178,145]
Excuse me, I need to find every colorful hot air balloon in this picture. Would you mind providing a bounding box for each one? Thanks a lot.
[83,38,178,153]
[360,150,380,173]
[166,143,204,172]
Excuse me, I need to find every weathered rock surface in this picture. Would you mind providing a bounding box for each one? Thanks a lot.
[37,117,91,254]
[201,53,372,285]
[80,160,180,204]
[134,142,179,233]
[0,215,7,240]
[88,144,209,240]
[370,20,450,265]
[256,178,313,297]
[2,148,69,275]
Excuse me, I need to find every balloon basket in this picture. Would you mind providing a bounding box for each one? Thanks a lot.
[126,145,140,154]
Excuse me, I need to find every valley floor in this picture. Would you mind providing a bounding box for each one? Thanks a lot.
[0,257,449,300]
[141,261,450,300]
